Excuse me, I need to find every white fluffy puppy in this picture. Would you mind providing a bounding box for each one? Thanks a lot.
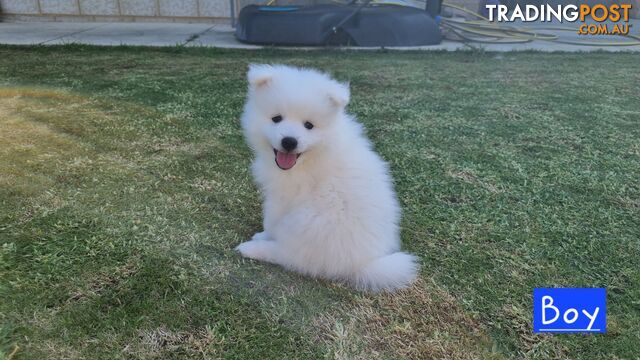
[236,64,418,292]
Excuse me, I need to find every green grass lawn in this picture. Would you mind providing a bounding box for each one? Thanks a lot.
[0,46,638,359]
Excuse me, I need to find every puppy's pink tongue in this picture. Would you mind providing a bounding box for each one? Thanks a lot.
[276,150,297,170]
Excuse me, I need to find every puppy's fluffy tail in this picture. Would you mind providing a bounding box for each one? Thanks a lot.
[354,252,419,292]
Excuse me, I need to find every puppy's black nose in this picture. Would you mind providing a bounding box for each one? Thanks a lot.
[281,137,298,152]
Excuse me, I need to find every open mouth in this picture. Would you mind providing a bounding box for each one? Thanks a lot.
[273,149,301,170]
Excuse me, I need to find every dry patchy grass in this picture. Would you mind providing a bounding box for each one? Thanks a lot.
[314,279,498,359]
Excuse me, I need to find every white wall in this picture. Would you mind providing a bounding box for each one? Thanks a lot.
[0,0,232,22]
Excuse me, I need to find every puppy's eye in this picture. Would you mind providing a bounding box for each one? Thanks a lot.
[271,115,283,123]
[304,121,314,130]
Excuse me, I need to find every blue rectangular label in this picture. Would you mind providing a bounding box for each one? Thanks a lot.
[533,288,606,333]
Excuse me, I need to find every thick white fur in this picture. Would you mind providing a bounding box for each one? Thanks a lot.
[236,64,418,292]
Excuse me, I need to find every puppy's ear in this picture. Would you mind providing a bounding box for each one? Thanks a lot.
[247,64,273,88]
[327,81,350,109]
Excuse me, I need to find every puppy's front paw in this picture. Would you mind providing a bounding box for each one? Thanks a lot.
[235,239,272,261]
[251,231,270,242]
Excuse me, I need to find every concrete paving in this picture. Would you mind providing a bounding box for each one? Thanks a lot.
[0,20,638,51]
[45,23,215,46]
[0,22,107,45]
[187,25,262,49]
